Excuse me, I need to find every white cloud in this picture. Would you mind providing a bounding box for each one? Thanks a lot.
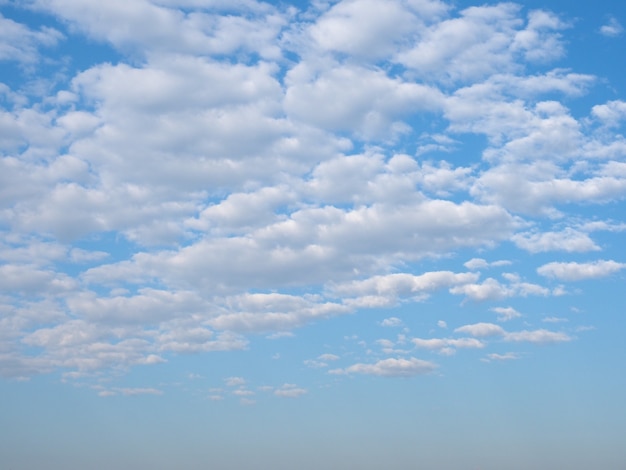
[397,5,567,83]
[464,258,512,270]
[449,276,551,302]
[304,354,339,369]
[331,271,480,306]
[600,17,623,37]
[381,317,403,327]
[224,376,246,387]
[491,306,522,322]
[542,317,568,323]
[504,329,571,344]
[592,100,626,127]
[329,357,437,377]
[537,260,626,281]
[512,228,600,253]
[454,323,505,337]
[274,383,307,398]
[483,352,519,362]
[285,64,444,140]
[0,14,63,64]
[308,0,447,61]
[412,337,484,352]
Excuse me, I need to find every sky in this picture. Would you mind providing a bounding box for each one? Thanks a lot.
[1,0,625,468]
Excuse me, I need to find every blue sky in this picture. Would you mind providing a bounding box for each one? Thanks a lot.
[1,0,625,468]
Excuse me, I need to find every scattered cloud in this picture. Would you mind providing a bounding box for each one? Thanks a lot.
[482,352,520,362]
[274,384,307,398]
[454,323,506,337]
[491,306,523,322]
[0,0,621,392]
[600,17,624,37]
[537,260,626,281]
[504,329,571,344]
[381,317,403,327]
[330,357,437,377]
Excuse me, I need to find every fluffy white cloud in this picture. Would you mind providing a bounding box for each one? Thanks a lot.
[381,317,403,327]
[504,329,571,344]
[449,276,551,301]
[331,271,479,307]
[454,323,505,337]
[308,0,448,60]
[397,5,567,82]
[512,228,600,253]
[537,260,626,281]
[483,352,519,362]
[274,383,307,398]
[0,13,63,63]
[329,357,437,377]
[491,306,522,322]
[412,337,484,351]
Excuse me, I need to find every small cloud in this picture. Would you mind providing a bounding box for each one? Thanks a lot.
[224,376,246,387]
[266,331,295,340]
[542,316,568,323]
[139,354,167,365]
[329,357,437,377]
[304,353,340,368]
[232,389,255,397]
[491,306,522,322]
[304,359,328,369]
[381,317,403,327]
[600,17,623,37]
[537,260,626,281]
[464,258,511,270]
[208,395,224,401]
[454,322,505,337]
[412,337,485,353]
[437,320,447,329]
[482,352,520,362]
[575,325,596,332]
[274,384,307,398]
[464,258,489,270]
[504,329,571,344]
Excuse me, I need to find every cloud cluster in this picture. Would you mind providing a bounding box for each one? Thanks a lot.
[0,0,624,388]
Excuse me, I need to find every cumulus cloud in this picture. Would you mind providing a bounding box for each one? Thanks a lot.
[454,323,505,337]
[504,329,571,344]
[330,357,437,377]
[512,228,600,253]
[483,352,520,362]
[381,317,403,327]
[0,0,621,387]
[274,384,307,398]
[600,17,624,37]
[0,13,63,64]
[537,260,626,281]
[491,306,523,322]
